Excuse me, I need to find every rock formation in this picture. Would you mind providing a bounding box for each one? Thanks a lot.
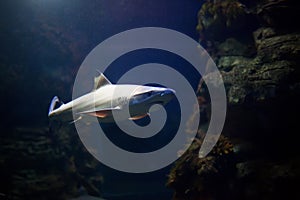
[167,0,300,199]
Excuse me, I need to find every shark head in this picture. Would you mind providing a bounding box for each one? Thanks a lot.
[128,86,176,117]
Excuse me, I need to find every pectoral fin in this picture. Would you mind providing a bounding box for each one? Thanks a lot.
[88,110,111,118]
[77,107,121,118]
[129,113,149,121]
[69,116,83,124]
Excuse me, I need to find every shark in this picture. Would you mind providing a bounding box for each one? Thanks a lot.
[48,73,175,123]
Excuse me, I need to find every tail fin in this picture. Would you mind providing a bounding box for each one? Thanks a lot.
[48,96,63,116]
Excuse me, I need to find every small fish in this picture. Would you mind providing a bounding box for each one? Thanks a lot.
[48,73,175,123]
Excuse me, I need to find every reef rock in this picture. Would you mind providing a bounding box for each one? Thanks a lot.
[167,135,235,200]
[168,0,300,199]
[0,125,103,200]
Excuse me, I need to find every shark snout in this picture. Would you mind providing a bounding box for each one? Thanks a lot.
[156,88,175,105]
[160,88,175,96]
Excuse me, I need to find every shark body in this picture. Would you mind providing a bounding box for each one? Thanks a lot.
[48,73,175,123]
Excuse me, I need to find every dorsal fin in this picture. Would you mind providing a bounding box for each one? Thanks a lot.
[93,73,111,90]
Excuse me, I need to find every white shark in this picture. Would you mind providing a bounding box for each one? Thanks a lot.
[48,73,175,123]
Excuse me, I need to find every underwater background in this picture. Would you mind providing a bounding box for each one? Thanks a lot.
[1,0,300,199]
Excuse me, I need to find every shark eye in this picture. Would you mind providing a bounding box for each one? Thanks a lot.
[146,91,153,97]
[140,92,152,99]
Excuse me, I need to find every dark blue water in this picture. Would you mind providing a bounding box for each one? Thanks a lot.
[1,0,201,126]
[1,0,202,199]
